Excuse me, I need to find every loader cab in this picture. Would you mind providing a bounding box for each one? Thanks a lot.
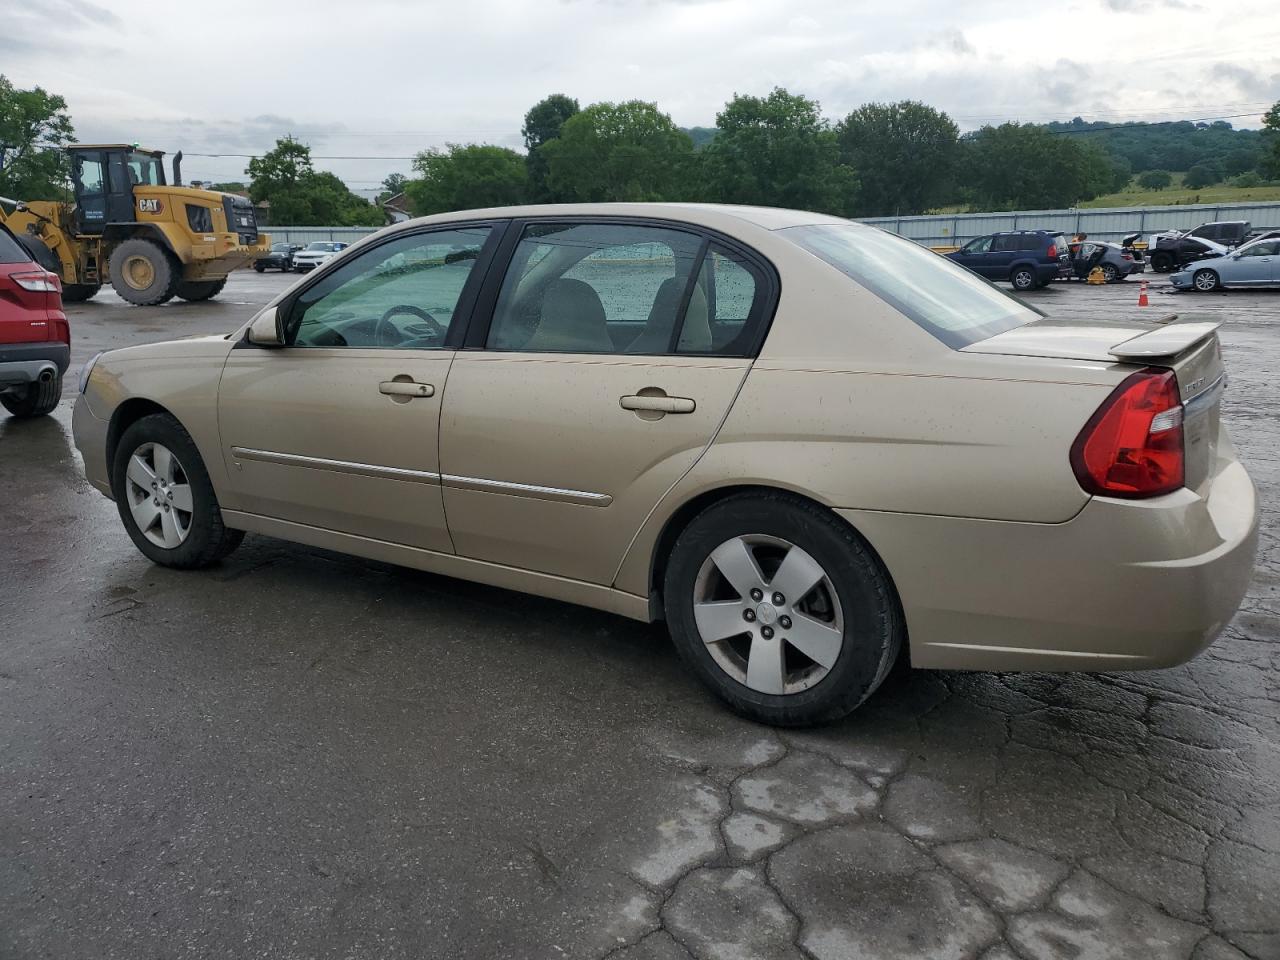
[67,145,166,235]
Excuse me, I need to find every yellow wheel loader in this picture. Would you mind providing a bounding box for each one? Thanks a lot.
[0,144,270,305]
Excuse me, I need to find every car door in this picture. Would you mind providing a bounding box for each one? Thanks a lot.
[438,219,773,584]
[953,236,993,276]
[986,233,1019,279]
[1225,240,1278,285]
[217,222,501,551]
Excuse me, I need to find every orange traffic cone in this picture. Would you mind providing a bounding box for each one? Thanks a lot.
[1138,280,1149,307]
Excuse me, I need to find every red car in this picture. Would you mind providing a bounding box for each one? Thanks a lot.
[0,223,69,418]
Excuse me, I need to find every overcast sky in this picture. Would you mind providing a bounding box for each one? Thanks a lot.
[6,0,1279,196]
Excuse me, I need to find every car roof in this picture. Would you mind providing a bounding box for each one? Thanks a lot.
[382,202,851,236]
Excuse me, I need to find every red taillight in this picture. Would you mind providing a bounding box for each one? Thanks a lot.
[1070,368,1184,498]
[11,270,61,293]
[1048,244,1058,259]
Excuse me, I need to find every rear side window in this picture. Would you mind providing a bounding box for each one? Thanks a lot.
[992,235,1020,252]
[782,223,1039,350]
[0,226,32,264]
[1017,234,1039,251]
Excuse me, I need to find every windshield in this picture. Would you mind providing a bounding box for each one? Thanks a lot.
[780,223,1039,349]
[127,152,164,186]
[272,242,291,252]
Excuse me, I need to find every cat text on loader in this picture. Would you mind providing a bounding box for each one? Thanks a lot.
[0,144,270,305]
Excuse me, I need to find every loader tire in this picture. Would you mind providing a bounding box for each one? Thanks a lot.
[62,283,101,303]
[109,239,180,306]
[175,278,227,302]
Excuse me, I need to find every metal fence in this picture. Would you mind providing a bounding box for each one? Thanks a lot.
[262,200,1280,249]
[861,201,1280,247]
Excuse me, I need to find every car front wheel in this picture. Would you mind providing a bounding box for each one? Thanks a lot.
[1193,269,1221,292]
[664,492,903,726]
[112,413,244,568]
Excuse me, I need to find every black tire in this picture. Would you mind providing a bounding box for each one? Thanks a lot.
[111,413,244,568]
[1193,268,1221,292]
[108,238,180,306]
[663,492,903,727]
[175,278,227,302]
[61,283,101,303]
[1,373,62,418]
[1101,263,1119,283]
[254,264,265,273]
[1010,266,1037,291]
[1150,252,1174,273]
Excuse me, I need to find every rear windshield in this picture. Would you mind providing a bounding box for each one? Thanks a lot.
[0,226,32,264]
[780,223,1039,349]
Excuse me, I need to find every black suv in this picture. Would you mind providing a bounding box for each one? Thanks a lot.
[947,230,1071,290]
[1149,221,1250,272]
[254,242,302,273]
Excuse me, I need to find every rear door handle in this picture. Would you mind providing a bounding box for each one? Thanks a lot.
[379,380,435,398]
[620,394,695,414]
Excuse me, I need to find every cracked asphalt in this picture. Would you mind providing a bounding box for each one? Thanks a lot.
[1,270,1277,960]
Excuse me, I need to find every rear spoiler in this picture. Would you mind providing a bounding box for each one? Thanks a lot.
[1109,318,1221,360]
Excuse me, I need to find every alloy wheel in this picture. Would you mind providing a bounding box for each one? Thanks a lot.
[124,442,193,548]
[692,535,844,695]
[1194,270,1218,292]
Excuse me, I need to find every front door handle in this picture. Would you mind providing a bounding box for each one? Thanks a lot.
[620,393,695,414]
[379,380,435,398]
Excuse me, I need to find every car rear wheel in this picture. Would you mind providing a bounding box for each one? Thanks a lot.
[254,264,265,273]
[1,374,62,418]
[664,492,903,726]
[1101,263,1119,283]
[1193,268,1221,292]
[1150,252,1174,273]
[112,413,244,568]
[1011,267,1037,291]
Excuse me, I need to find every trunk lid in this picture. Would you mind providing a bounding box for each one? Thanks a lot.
[964,315,1226,495]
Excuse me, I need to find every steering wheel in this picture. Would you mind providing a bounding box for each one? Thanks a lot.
[374,305,445,347]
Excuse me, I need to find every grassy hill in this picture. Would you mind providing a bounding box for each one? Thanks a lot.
[1080,172,1280,208]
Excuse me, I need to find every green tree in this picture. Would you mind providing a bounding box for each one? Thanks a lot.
[836,100,958,216]
[406,143,528,215]
[541,100,692,202]
[247,137,380,225]
[697,88,857,215]
[960,124,1116,210]
[0,74,75,201]
[1137,169,1172,190]
[381,172,409,196]
[1262,101,1280,178]
[1184,161,1223,189]
[522,94,579,201]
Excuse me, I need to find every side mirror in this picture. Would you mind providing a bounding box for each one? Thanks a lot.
[246,306,284,346]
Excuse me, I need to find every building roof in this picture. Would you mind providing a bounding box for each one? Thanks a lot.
[382,192,412,215]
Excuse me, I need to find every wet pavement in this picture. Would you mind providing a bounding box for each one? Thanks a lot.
[1,271,1277,959]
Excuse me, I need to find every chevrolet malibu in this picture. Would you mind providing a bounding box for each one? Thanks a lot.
[72,204,1259,726]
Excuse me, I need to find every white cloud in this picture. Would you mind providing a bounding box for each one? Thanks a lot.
[3,0,1277,188]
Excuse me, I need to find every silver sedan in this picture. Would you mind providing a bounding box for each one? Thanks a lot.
[1172,238,1280,291]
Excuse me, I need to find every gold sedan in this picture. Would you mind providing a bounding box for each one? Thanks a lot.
[72,204,1259,725]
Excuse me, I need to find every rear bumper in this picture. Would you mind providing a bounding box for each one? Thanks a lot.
[0,341,70,388]
[840,430,1258,671]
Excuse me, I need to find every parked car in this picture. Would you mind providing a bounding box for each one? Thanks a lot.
[946,230,1071,290]
[71,204,1257,726]
[0,222,69,418]
[291,241,348,272]
[1171,237,1280,291]
[1148,221,1246,272]
[1069,240,1145,282]
[1244,227,1280,245]
[254,242,302,273]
